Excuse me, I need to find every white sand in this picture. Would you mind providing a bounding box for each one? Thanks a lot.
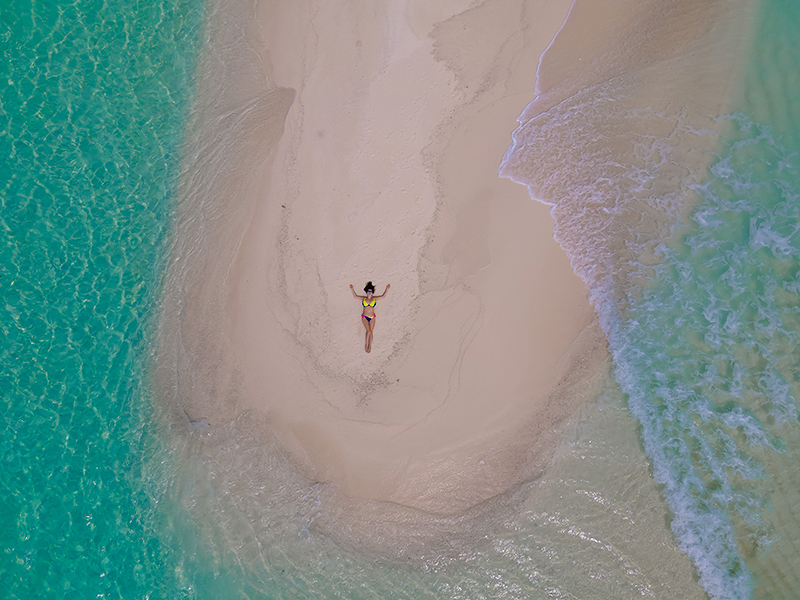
[185,0,607,515]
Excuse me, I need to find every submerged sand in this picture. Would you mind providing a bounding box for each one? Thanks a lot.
[164,0,607,523]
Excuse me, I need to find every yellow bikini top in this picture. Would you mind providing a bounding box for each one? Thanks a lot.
[362,298,376,307]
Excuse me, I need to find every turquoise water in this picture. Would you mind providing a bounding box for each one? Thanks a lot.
[499,0,800,597]
[3,0,800,599]
[609,3,800,597]
[614,114,800,598]
[0,0,204,596]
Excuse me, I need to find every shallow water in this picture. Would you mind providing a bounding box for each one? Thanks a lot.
[3,0,800,598]
[613,113,800,599]
[502,1,800,598]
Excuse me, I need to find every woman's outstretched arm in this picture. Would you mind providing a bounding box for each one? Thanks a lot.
[374,284,391,299]
[349,284,365,298]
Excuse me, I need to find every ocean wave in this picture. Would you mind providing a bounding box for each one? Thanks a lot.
[503,85,800,598]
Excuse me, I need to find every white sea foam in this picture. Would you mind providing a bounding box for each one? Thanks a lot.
[502,66,800,599]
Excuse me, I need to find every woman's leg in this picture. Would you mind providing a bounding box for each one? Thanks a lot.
[366,318,375,353]
[362,317,370,352]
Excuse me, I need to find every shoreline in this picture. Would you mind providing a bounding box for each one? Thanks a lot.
[156,0,759,569]
[148,0,782,590]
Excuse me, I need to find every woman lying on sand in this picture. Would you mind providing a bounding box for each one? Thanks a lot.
[350,281,390,353]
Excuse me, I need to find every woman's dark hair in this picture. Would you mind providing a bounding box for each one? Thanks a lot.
[364,281,375,294]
